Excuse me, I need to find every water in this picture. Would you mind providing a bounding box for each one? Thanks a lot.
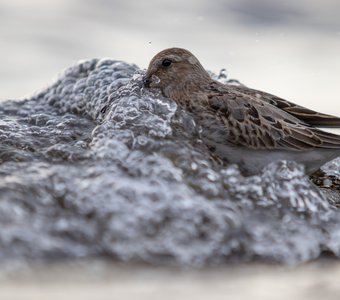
[0,58,340,266]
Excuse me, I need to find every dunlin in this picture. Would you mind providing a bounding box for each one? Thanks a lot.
[144,48,340,175]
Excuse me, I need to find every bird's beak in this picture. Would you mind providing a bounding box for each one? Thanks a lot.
[143,75,152,88]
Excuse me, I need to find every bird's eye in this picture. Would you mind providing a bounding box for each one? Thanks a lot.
[161,59,172,67]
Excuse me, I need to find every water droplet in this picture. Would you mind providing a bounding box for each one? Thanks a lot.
[151,74,160,84]
[323,178,332,187]
[218,68,228,80]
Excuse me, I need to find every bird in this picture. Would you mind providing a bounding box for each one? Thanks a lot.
[143,47,340,176]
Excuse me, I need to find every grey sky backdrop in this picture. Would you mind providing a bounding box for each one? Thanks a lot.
[1,0,340,116]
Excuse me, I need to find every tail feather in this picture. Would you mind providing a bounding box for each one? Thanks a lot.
[315,129,340,148]
[277,105,340,128]
[298,114,340,128]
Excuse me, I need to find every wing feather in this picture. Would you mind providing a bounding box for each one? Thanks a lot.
[230,86,340,128]
[205,86,340,151]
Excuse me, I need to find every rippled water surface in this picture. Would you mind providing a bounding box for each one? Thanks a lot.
[1,59,340,266]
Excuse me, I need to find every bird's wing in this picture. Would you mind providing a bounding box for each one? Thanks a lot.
[230,86,340,128]
[205,88,340,151]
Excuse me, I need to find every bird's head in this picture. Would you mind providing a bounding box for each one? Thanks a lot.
[143,48,211,99]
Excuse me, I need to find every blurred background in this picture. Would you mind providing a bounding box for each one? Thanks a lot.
[1,1,340,299]
[1,0,340,117]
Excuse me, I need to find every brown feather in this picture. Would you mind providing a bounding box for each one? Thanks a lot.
[231,86,340,128]
[203,85,340,151]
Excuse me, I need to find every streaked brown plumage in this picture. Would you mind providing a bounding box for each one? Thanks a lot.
[143,47,340,175]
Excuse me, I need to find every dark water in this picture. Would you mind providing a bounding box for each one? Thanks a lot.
[1,59,340,266]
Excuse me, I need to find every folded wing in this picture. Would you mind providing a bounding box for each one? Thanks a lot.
[206,88,340,151]
[231,86,340,128]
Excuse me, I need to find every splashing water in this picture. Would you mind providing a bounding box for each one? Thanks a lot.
[0,58,340,267]
[151,74,161,84]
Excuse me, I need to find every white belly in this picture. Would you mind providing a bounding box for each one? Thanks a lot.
[204,139,340,176]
